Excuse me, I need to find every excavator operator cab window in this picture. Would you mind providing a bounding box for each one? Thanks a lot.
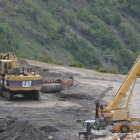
[8,63,12,69]
[4,63,8,74]
[4,63,7,69]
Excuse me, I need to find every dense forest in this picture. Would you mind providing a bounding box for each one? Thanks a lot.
[0,0,140,73]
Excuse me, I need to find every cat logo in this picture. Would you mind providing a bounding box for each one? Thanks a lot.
[22,81,32,87]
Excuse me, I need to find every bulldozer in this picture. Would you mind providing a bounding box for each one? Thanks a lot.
[0,52,42,101]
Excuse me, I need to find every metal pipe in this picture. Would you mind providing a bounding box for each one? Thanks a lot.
[125,77,137,109]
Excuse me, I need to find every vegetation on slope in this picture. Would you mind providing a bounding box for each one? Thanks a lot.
[0,0,140,73]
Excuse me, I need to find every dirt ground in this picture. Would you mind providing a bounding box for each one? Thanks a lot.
[0,60,140,140]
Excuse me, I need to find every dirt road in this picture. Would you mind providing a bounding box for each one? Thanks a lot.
[0,60,140,139]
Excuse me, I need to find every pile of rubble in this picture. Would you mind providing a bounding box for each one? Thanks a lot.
[0,121,47,140]
[0,116,57,140]
[95,132,140,140]
[42,78,74,89]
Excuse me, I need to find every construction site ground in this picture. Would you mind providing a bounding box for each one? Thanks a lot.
[0,60,140,140]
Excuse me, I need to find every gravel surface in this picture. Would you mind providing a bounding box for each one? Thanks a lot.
[0,59,139,139]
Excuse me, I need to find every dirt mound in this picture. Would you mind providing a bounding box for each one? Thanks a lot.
[0,116,17,132]
[39,125,60,133]
[18,59,30,68]
[0,119,7,132]
[0,121,49,140]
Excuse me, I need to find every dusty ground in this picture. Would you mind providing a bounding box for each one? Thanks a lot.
[0,60,140,140]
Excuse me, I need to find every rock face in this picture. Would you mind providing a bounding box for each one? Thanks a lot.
[95,132,140,140]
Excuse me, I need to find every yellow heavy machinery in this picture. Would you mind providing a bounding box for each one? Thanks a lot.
[0,52,42,101]
[79,55,140,139]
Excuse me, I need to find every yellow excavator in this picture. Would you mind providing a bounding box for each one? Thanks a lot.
[79,55,140,139]
[0,52,42,101]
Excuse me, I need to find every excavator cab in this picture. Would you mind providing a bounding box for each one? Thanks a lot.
[0,60,13,74]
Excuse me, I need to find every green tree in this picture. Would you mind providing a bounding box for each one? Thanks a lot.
[130,5,139,15]
[68,62,85,68]
[38,55,53,63]
[119,0,128,9]
[114,14,122,26]
[103,48,113,55]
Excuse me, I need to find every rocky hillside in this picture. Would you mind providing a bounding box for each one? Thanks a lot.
[0,0,140,72]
